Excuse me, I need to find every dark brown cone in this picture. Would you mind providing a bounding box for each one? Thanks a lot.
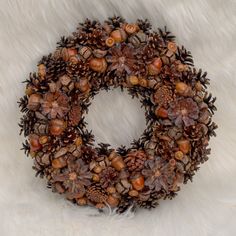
[86,184,108,203]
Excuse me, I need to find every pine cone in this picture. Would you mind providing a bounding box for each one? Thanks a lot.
[116,194,135,214]
[86,184,108,203]
[100,167,118,188]
[81,145,98,164]
[124,150,148,172]
[137,191,161,209]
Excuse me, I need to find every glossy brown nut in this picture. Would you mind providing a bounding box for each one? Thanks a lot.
[89,58,107,73]
[110,29,127,43]
[177,139,190,154]
[131,175,144,191]
[111,155,125,171]
[124,23,139,34]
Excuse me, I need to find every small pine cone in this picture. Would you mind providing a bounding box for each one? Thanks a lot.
[116,194,135,214]
[66,60,89,77]
[100,167,118,188]
[137,191,162,209]
[136,19,152,33]
[124,150,148,172]
[86,184,108,203]
[81,145,98,164]
[61,127,77,144]
[46,58,67,79]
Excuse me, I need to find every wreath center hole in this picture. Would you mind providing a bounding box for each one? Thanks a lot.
[85,89,146,148]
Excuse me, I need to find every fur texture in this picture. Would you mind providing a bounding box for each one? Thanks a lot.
[0,0,236,235]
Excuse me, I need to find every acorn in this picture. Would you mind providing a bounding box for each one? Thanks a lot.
[107,186,116,194]
[148,57,162,75]
[124,23,139,34]
[29,134,42,152]
[177,139,190,154]
[89,58,107,73]
[38,64,46,77]
[69,56,79,64]
[61,48,77,61]
[111,155,125,171]
[107,195,119,207]
[27,93,42,111]
[52,157,67,169]
[167,42,177,53]
[110,29,127,43]
[75,78,90,92]
[49,119,66,136]
[175,82,191,96]
[105,37,115,47]
[128,75,139,85]
[155,107,168,118]
[139,77,148,87]
[131,175,144,191]
[77,198,87,206]
[39,135,48,145]
[93,165,103,174]
[75,137,83,146]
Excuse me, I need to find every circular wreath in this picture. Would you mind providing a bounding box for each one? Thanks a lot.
[18,16,217,213]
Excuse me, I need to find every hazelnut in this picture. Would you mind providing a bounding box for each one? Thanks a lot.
[49,119,66,136]
[89,58,107,73]
[110,29,127,43]
[131,175,144,191]
[175,82,189,95]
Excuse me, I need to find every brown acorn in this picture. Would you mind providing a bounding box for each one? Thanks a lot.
[38,64,46,77]
[175,82,192,96]
[110,29,127,43]
[29,134,42,152]
[52,157,67,169]
[107,195,119,207]
[124,23,139,34]
[128,189,139,197]
[105,37,115,47]
[139,78,148,87]
[61,48,77,61]
[148,58,162,75]
[155,107,168,118]
[89,58,107,73]
[128,75,139,85]
[75,78,90,92]
[49,119,66,136]
[177,139,190,154]
[131,175,144,191]
[27,94,42,111]
[111,155,125,171]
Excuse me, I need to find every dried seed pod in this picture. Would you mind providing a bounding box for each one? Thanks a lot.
[79,46,92,60]
[89,58,107,73]
[128,31,147,47]
[110,29,127,43]
[27,94,42,111]
[174,151,184,160]
[124,23,139,34]
[131,174,144,191]
[139,77,148,87]
[148,57,162,75]
[105,37,115,47]
[49,119,66,136]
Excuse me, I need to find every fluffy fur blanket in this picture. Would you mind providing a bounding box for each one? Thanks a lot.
[0,0,235,235]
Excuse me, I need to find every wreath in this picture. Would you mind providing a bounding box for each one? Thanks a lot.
[18,16,217,213]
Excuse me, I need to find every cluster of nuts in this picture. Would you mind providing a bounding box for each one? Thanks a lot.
[19,17,217,213]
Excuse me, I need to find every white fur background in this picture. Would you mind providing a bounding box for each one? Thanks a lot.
[0,0,236,235]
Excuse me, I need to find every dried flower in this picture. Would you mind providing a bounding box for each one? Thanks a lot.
[41,92,69,119]
[107,44,136,75]
[168,98,199,127]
